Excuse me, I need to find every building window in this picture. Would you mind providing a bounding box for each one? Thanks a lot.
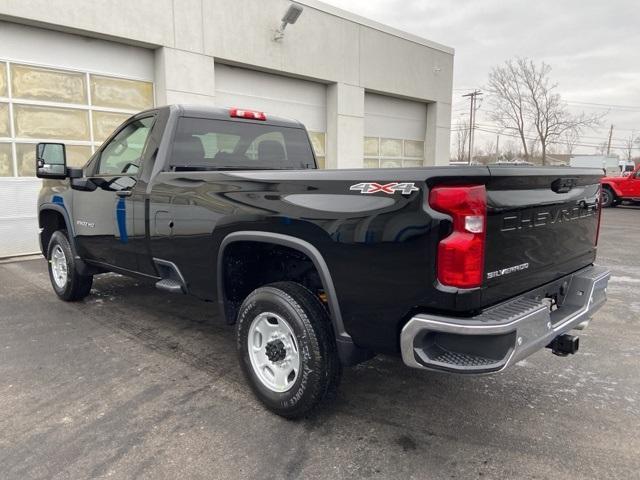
[0,60,154,177]
[363,136,424,168]
[0,62,7,97]
[309,131,326,169]
[0,142,12,176]
[90,75,154,111]
[0,102,9,137]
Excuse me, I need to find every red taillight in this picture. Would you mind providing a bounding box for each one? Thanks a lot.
[229,108,266,121]
[429,185,487,289]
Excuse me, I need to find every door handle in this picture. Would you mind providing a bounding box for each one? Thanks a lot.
[116,190,132,197]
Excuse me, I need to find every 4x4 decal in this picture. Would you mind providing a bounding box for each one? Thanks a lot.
[349,182,419,195]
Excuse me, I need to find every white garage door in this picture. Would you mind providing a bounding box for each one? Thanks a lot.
[0,21,154,258]
[215,64,327,168]
[363,92,427,169]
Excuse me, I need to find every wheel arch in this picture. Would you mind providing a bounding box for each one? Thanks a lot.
[39,204,95,275]
[602,181,621,197]
[38,204,74,256]
[217,231,371,365]
[218,232,346,336]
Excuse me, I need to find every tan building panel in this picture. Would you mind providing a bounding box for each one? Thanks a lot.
[0,62,6,97]
[0,103,9,137]
[92,110,130,142]
[16,143,91,176]
[404,140,424,158]
[380,138,402,157]
[14,104,90,140]
[15,143,36,176]
[65,145,93,168]
[90,75,153,111]
[0,142,12,176]
[364,137,379,157]
[11,64,87,104]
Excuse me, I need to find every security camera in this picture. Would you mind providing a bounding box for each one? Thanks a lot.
[274,3,304,41]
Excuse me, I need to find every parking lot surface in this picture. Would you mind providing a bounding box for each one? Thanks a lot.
[1,206,638,480]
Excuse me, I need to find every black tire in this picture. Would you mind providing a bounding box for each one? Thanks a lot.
[236,281,341,419]
[47,230,93,301]
[601,187,615,208]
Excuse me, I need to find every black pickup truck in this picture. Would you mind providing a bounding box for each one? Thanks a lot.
[36,105,610,418]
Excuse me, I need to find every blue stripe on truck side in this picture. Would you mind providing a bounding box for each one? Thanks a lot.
[116,197,128,244]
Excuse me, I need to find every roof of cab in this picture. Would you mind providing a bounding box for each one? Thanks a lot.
[169,104,305,129]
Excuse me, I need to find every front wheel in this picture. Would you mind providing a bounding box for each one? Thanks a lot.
[47,230,93,301]
[601,187,615,207]
[236,281,341,419]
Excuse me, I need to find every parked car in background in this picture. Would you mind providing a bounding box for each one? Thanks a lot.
[601,163,640,207]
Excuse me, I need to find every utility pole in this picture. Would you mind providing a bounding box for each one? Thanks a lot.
[462,90,483,164]
[606,124,614,156]
[495,134,500,162]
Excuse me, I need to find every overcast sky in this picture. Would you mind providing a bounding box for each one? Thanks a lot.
[321,0,640,156]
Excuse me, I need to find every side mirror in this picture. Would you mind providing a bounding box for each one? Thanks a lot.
[36,143,67,179]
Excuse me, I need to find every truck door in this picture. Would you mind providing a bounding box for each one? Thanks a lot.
[73,115,155,271]
[619,167,640,197]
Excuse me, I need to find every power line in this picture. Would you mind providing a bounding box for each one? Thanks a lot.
[471,127,631,150]
[451,122,636,141]
[564,100,640,111]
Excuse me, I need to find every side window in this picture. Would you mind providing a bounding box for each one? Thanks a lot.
[97,116,154,175]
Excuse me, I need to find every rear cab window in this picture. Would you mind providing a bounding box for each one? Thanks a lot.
[169,117,316,171]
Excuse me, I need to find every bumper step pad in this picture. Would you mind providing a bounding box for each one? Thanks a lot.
[432,350,497,368]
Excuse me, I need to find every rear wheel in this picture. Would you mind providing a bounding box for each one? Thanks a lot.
[47,230,93,301]
[601,187,615,207]
[236,281,341,419]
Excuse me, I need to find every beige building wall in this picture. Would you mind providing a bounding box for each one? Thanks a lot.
[0,0,454,167]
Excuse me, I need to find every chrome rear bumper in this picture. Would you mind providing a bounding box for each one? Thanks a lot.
[400,265,610,374]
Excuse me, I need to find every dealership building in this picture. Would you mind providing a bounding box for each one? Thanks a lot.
[0,0,454,257]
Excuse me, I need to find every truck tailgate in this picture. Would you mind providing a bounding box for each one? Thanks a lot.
[482,166,602,306]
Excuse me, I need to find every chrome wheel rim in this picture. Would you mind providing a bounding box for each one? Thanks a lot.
[50,244,68,289]
[247,312,300,393]
[602,190,611,205]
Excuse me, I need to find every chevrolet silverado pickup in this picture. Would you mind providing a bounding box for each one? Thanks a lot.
[36,105,610,418]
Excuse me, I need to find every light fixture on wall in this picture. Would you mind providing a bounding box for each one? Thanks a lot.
[273,3,304,41]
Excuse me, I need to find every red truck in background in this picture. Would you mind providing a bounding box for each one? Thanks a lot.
[601,164,640,207]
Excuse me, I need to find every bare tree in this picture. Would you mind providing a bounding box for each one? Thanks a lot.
[487,60,531,161]
[502,140,519,161]
[483,139,496,163]
[620,133,636,162]
[562,129,580,156]
[595,141,608,156]
[453,119,469,162]
[488,58,603,165]
[528,136,541,163]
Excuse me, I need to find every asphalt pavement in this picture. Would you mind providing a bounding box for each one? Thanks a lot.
[0,205,638,479]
